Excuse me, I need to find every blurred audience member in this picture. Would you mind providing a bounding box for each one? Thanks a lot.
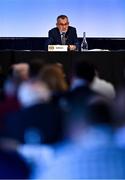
[39,99,125,179]
[112,86,125,148]
[38,63,68,94]
[0,65,23,130]
[58,61,104,111]
[91,69,116,99]
[12,63,29,82]
[29,58,45,79]
[0,149,30,179]
[3,78,63,145]
[18,80,51,107]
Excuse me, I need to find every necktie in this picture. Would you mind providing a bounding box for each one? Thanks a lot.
[61,32,66,45]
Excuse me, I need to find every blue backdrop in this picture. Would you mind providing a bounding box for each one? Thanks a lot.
[0,0,125,37]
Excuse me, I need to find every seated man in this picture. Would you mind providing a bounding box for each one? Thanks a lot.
[46,15,79,51]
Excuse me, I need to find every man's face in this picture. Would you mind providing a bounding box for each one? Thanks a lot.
[56,17,69,33]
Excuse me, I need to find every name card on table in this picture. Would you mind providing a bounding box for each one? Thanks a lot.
[48,45,68,52]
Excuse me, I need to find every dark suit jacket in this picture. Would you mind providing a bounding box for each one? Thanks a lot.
[0,150,30,179]
[56,85,104,114]
[46,26,79,50]
[4,102,63,145]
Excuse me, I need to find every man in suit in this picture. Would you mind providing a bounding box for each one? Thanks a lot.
[46,15,79,51]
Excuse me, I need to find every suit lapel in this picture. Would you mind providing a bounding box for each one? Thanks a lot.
[56,28,62,44]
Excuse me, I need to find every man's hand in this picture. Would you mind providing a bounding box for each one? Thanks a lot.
[68,45,77,51]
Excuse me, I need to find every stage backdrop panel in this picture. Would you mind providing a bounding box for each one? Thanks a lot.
[0,0,125,37]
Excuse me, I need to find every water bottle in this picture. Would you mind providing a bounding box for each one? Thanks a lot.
[81,32,88,51]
